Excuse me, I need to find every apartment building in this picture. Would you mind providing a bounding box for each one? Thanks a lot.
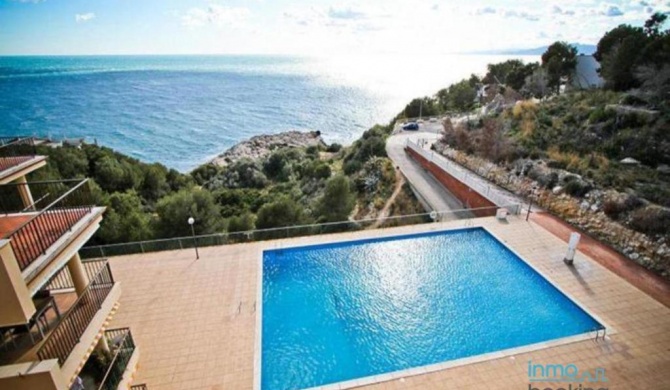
[0,137,141,390]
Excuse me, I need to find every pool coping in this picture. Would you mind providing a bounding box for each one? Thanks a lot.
[252,223,616,390]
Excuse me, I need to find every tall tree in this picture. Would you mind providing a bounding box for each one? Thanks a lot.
[255,197,305,229]
[97,191,153,243]
[644,12,668,37]
[315,175,355,223]
[402,97,438,118]
[483,60,539,91]
[595,25,649,90]
[154,188,224,237]
[541,42,578,93]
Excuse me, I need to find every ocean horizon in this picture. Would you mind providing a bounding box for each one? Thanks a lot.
[0,54,537,171]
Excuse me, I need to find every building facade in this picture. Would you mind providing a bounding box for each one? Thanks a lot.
[0,137,141,390]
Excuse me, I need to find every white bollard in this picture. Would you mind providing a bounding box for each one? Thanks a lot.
[564,232,581,265]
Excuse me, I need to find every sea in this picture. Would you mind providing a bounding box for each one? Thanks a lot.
[0,54,537,172]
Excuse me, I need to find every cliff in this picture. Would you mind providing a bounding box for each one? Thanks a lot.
[210,131,326,167]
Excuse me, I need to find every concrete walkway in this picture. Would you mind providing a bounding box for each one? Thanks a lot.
[386,131,472,220]
[109,216,670,390]
[531,211,670,307]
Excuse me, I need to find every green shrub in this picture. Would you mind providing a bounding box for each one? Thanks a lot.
[314,164,332,180]
[300,161,332,180]
[636,183,670,207]
[536,172,559,189]
[564,180,591,197]
[227,213,255,233]
[255,197,305,229]
[191,164,221,186]
[343,160,362,175]
[326,143,342,153]
[154,189,224,237]
[314,175,355,223]
[588,107,615,123]
[305,145,320,158]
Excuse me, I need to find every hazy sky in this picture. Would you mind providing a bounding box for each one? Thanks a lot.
[1,0,668,55]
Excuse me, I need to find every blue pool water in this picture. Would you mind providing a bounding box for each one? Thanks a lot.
[261,228,603,390]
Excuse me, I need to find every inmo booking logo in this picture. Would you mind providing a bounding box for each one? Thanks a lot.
[528,360,608,390]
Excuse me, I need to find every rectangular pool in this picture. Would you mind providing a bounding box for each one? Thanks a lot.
[260,227,603,390]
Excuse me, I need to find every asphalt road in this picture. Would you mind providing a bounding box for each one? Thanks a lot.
[386,130,474,221]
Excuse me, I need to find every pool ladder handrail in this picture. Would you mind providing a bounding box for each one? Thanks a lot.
[594,327,607,342]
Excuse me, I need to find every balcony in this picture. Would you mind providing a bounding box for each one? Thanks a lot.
[0,137,47,184]
[36,260,115,365]
[78,328,138,390]
[0,179,105,282]
[0,259,121,382]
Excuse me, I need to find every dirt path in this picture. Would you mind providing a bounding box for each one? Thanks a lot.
[369,169,406,229]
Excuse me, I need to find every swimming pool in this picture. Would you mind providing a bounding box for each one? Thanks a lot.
[259,227,603,390]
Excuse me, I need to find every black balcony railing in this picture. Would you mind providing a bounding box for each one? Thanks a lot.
[42,258,108,292]
[4,179,95,271]
[0,137,37,172]
[98,328,136,390]
[36,261,115,365]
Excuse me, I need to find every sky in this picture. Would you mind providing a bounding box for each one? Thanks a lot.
[0,0,668,55]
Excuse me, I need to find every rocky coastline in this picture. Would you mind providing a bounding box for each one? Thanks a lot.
[210,131,326,167]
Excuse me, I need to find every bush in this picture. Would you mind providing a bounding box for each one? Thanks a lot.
[636,184,670,207]
[588,107,615,123]
[214,188,267,217]
[315,175,355,222]
[314,164,331,180]
[326,143,342,153]
[537,172,559,189]
[264,149,302,181]
[191,164,221,186]
[154,189,224,237]
[210,159,269,189]
[227,213,255,233]
[343,160,362,175]
[305,145,320,158]
[255,197,305,229]
[356,136,386,160]
[629,206,670,235]
[603,199,625,218]
[602,195,642,218]
[563,179,591,197]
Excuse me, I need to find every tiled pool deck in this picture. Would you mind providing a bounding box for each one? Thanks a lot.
[109,216,670,389]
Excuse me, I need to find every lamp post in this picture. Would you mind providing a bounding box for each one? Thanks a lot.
[188,217,199,260]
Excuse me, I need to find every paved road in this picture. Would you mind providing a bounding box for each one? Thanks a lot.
[386,130,474,221]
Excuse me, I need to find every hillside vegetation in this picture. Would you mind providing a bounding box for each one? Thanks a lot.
[419,14,670,278]
[27,119,420,246]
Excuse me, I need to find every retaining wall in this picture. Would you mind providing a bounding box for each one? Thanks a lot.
[405,147,497,218]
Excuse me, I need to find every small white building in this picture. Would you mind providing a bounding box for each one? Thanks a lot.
[571,55,604,89]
